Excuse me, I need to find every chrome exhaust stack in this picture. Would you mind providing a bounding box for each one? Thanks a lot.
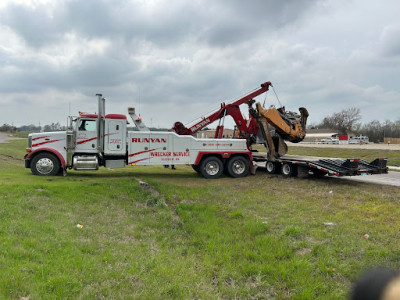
[96,94,105,155]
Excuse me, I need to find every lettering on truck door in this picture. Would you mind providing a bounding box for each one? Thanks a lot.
[148,133,171,164]
[173,134,191,164]
[105,120,125,154]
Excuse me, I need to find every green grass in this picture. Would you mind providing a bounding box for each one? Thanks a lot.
[1,140,400,299]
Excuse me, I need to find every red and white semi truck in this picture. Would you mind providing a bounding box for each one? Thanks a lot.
[24,94,253,179]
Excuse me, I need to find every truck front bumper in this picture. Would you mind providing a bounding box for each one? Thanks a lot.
[24,154,30,168]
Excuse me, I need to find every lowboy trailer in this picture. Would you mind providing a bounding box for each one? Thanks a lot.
[253,153,388,177]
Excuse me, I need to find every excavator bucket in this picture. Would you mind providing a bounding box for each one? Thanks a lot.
[273,135,288,157]
[299,107,309,134]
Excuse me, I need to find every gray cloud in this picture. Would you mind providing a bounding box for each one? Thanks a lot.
[380,25,400,57]
[0,0,399,128]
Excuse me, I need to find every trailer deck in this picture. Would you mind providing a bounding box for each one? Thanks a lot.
[253,153,388,177]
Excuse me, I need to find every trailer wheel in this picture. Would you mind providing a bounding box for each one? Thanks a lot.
[31,153,61,176]
[199,156,223,179]
[227,156,249,178]
[281,163,295,177]
[266,161,277,174]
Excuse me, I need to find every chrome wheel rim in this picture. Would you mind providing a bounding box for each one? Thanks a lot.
[266,162,274,172]
[205,161,220,176]
[232,160,245,174]
[282,164,291,175]
[36,158,54,174]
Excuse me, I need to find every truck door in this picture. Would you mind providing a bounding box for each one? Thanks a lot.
[75,119,98,153]
[104,119,126,155]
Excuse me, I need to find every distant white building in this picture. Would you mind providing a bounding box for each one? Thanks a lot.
[195,129,234,139]
[303,129,338,143]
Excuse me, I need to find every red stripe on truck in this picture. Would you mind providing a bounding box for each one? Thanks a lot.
[32,139,64,147]
[128,148,157,157]
[194,151,252,165]
[76,133,115,145]
[129,158,150,164]
[32,136,50,141]
[77,137,97,145]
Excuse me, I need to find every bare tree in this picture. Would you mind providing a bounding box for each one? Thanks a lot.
[320,107,362,134]
[357,119,400,142]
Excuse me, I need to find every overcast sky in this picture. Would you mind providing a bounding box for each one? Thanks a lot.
[1,0,399,129]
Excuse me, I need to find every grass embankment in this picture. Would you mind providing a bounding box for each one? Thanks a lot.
[1,140,399,299]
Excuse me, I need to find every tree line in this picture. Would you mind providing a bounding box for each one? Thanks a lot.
[309,107,400,143]
[0,122,66,133]
[2,109,399,143]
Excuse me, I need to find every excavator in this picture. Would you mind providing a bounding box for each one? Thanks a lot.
[172,81,309,160]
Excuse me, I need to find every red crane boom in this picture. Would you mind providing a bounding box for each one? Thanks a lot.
[172,82,272,139]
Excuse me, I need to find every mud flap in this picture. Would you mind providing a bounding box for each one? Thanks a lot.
[250,163,258,175]
[296,166,309,178]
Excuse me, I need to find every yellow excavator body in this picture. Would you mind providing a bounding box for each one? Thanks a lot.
[255,103,309,159]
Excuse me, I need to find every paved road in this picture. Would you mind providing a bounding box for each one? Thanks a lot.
[336,171,400,187]
[0,132,24,143]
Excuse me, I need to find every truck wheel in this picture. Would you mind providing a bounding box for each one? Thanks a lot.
[266,161,277,174]
[281,163,295,177]
[227,156,249,178]
[199,156,223,179]
[31,153,61,176]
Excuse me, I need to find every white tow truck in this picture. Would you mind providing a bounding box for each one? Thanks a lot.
[24,94,253,179]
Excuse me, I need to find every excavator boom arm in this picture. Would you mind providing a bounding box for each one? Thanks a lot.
[172,80,309,160]
[173,82,272,135]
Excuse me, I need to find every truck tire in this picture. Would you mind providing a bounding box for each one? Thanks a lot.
[199,156,223,179]
[281,163,295,177]
[227,156,249,178]
[31,153,61,176]
[266,161,277,174]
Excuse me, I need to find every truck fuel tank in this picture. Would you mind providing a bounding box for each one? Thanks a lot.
[73,155,99,170]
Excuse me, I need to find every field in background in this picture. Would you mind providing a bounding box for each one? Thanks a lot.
[1,139,399,299]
